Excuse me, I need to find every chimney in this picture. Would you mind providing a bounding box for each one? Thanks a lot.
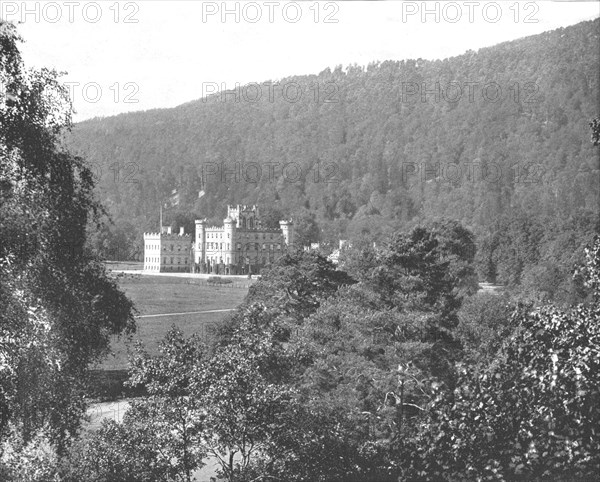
[180,226,185,235]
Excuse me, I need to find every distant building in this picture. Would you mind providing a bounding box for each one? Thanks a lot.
[194,205,294,275]
[327,240,349,265]
[143,226,193,272]
[144,204,294,274]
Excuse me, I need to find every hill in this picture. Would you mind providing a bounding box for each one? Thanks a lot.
[66,19,600,299]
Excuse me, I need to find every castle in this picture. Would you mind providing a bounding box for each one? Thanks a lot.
[143,226,193,273]
[143,205,294,275]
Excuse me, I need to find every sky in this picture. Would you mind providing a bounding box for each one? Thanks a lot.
[3,0,599,121]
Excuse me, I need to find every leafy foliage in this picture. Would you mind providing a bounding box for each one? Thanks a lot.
[0,20,135,464]
[406,237,600,481]
[63,328,206,482]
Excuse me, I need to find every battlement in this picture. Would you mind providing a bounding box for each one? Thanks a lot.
[143,232,192,238]
[237,227,284,233]
[163,233,192,239]
[202,225,284,233]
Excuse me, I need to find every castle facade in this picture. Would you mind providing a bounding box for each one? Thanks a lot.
[195,205,293,275]
[143,226,193,272]
[143,205,294,275]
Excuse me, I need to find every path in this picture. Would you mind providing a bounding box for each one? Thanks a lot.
[137,308,235,319]
[478,282,505,294]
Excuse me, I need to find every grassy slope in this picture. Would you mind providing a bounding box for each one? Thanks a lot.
[95,274,248,370]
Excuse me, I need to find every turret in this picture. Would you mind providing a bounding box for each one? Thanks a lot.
[279,219,294,248]
[223,216,236,267]
[194,219,207,264]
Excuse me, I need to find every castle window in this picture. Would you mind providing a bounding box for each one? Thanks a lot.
[270,244,274,251]
[170,257,173,264]
[277,244,281,250]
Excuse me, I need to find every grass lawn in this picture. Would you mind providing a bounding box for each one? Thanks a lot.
[94,274,248,371]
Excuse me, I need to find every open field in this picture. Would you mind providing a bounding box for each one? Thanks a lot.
[94,274,249,371]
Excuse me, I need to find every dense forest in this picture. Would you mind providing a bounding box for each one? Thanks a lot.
[67,19,599,302]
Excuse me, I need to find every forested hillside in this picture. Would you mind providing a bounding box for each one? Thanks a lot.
[67,19,599,301]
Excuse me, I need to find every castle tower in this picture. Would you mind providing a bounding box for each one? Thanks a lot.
[279,219,294,248]
[223,216,235,272]
[194,219,206,265]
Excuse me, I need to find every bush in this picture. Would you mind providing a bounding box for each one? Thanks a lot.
[207,276,232,285]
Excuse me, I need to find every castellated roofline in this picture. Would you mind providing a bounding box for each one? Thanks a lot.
[143,232,192,238]
[202,226,287,232]
[238,227,286,232]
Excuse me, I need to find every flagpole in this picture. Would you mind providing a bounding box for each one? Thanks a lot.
[160,203,163,232]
